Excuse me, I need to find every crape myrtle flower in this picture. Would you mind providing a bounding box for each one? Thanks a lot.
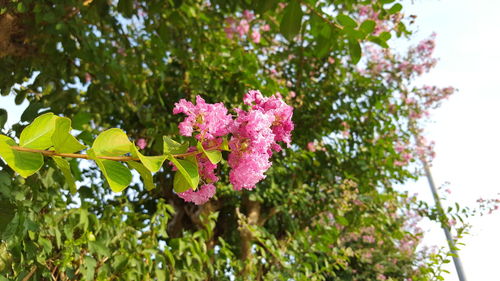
[173,91,294,201]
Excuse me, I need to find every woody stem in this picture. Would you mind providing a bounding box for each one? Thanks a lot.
[10,145,221,162]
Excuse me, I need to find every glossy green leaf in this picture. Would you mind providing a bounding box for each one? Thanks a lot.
[388,3,403,14]
[19,112,58,149]
[197,142,222,164]
[92,128,132,156]
[52,156,77,194]
[360,20,376,35]
[280,0,303,41]
[52,117,87,153]
[337,14,357,28]
[0,135,44,178]
[163,136,189,155]
[173,170,191,193]
[0,109,6,130]
[368,35,389,48]
[221,137,230,151]
[88,149,132,192]
[131,144,167,173]
[348,38,362,64]
[170,157,199,191]
[127,160,155,191]
[379,31,392,42]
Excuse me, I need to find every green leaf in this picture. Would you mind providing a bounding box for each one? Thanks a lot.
[127,161,155,191]
[20,102,43,123]
[72,111,92,130]
[359,20,376,35]
[0,109,6,130]
[131,144,167,173]
[0,135,44,178]
[88,149,132,192]
[52,117,87,153]
[280,0,303,41]
[52,156,77,194]
[221,137,230,151]
[336,14,357,28]
[0,200,15,233]
[197,142,222,164]
[368,35,389,48]
[170,157,199,191]
[89,241,111,257]
[163,136,189,155]
[19,112,58,149]
[254,0,278,14]
[336,215,349,226]
[348,38,362,64]
[92,128,132,156]
[388,3,403,14]
[173,170,191,193]
[379,31,392,42]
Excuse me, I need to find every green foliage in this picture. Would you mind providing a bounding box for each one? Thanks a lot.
[0,0,468,280]
[88,148,132,193]
[92,128,133,157]
[197,141,222,164]
[280,0,303,41]
[171,158,200,193]
[18,113,57,149]
[0,135,43,178]
[0,110,6,130]
[52,117,87,153]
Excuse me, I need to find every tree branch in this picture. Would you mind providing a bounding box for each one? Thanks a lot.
[10,144,222,162]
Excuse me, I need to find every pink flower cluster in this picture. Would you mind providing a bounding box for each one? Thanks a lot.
[173,96,232,141]
[173,91,294,204]
[224,10,270,44]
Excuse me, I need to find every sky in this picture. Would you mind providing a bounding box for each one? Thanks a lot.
[396,0,500,280]
[1,0,499,280]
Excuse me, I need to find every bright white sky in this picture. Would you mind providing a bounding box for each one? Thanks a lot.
[397,0,500,280]
[1,0,499,280]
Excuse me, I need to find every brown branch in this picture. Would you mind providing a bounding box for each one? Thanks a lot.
[237,198,261,276]
[10,144,222,162]
[299,1,344,30]
[22,265,37,281]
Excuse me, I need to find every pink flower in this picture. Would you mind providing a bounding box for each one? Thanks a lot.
[251,29,261,43]
[228,90,294,190]
[173,96,233,141]
[177,184,216,205]
[278,2,287,9]
[289,91,296,98]
[224,26,235,39]
[197,146,219,183]
[243,90,294,147]
[243,10,254,21]
[362,235,375,243]
[328,57,335,64]
[236,19,250,37]
[228,109,274,190]
[261,24,270,32]
[307,142,316,152]
[136,138,147,149]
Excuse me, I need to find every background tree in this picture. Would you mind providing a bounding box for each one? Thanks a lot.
[0,0,468,280]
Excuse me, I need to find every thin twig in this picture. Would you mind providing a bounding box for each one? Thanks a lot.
[299,1,343,30]
[10,145,222,162]
[22,266,37,281]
